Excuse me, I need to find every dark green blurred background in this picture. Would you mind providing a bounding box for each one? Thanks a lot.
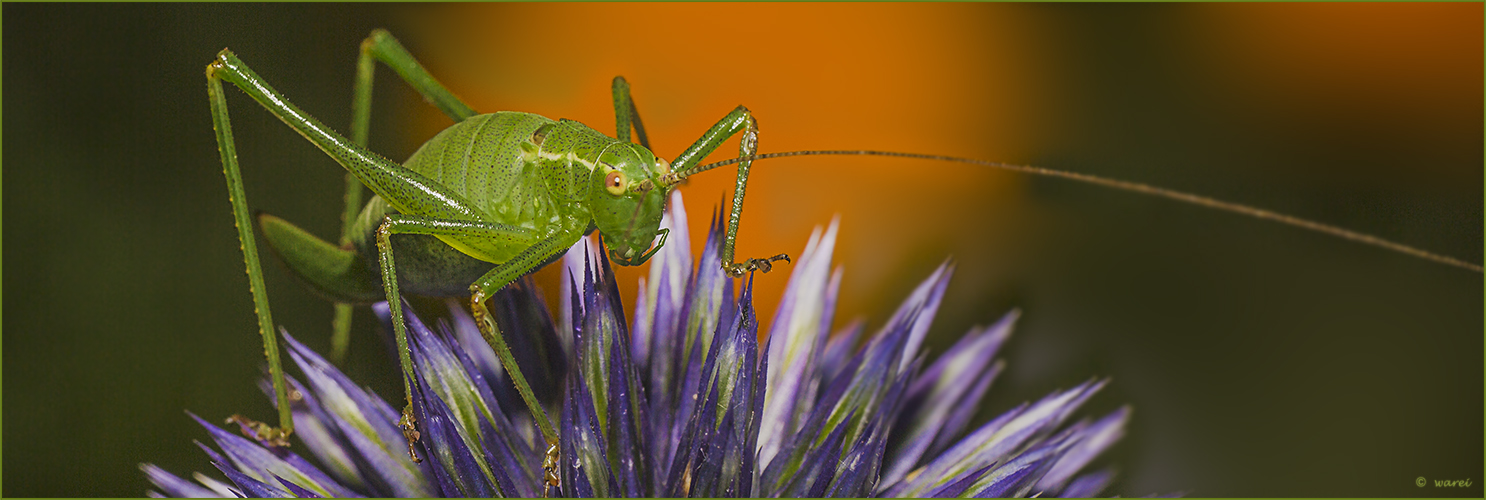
[5,4,1480,497]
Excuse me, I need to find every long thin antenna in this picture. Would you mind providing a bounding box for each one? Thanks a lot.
[683,149,1482,273]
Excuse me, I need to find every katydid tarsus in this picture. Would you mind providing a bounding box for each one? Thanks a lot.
[206,28,1482,487]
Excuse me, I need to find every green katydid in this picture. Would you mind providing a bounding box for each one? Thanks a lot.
[206,27,1481,486]
[207,28,788,469]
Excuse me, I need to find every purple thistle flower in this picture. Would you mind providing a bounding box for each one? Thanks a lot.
[144,190,1136,497]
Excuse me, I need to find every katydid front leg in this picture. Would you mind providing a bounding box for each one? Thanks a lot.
[717,113,791,277]
[664,105,791,277]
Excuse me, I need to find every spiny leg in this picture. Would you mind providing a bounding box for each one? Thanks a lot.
[716,109,790,276]
[210,50,491,223]
[374,214,544,462]
[466,234,581,489]
[358,29,477,124]
[206,55,294,446]
[664,105,791,277]
[332,29,482,363]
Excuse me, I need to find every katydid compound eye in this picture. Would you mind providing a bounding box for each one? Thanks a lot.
[605,171,626,195]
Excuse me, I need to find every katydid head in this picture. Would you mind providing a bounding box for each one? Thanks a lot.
[590,143,673,266]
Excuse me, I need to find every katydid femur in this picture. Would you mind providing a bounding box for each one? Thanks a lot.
[206,27,1481,486]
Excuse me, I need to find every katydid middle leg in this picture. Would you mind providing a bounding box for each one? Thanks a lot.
[370,213,551,464]
[461,231,582,492]
[463,233,582,446]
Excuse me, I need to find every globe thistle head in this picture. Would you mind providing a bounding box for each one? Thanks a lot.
[144,190,1132,497]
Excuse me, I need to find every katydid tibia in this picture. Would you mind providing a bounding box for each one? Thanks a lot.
[205,28,1481,488]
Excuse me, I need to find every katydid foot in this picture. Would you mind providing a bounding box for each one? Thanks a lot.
[226,414,294,448]
[725,253,791,277]
[399,405,423,463]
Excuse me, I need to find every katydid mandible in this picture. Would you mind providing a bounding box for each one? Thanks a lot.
[205,27,1482,487]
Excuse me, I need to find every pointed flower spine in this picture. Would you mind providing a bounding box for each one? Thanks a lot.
[280,331,432,497]
[758,218,842,471]
[390,301,518,496]
[881,311,1017,487]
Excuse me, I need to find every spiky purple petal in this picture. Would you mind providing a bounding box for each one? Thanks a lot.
[924,463,993,498]
[276,476,324,498]
[140,464,221,498]
[777,409,854,497]
[634,190,693,371]
[891,379,1108,496]
[817,319,863,389]
[210,459,291,498]
[190,412,354,498]
[1058,468,1116,498]
[561,351,609,498]
[1037,407,1131,494]
[883,311,1017,487]
[281,331,431,497]
[758,220,842,472]
[408,369,495,497]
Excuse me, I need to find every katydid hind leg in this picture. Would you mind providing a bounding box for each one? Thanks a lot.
[205,55,295,445]
[208,49,491,228]
[331,29,483,363]
[347,27,485,250]
[358,29,476,124]
[331,30,378,365]
[258,212,384,304]
[205,47,489,446]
